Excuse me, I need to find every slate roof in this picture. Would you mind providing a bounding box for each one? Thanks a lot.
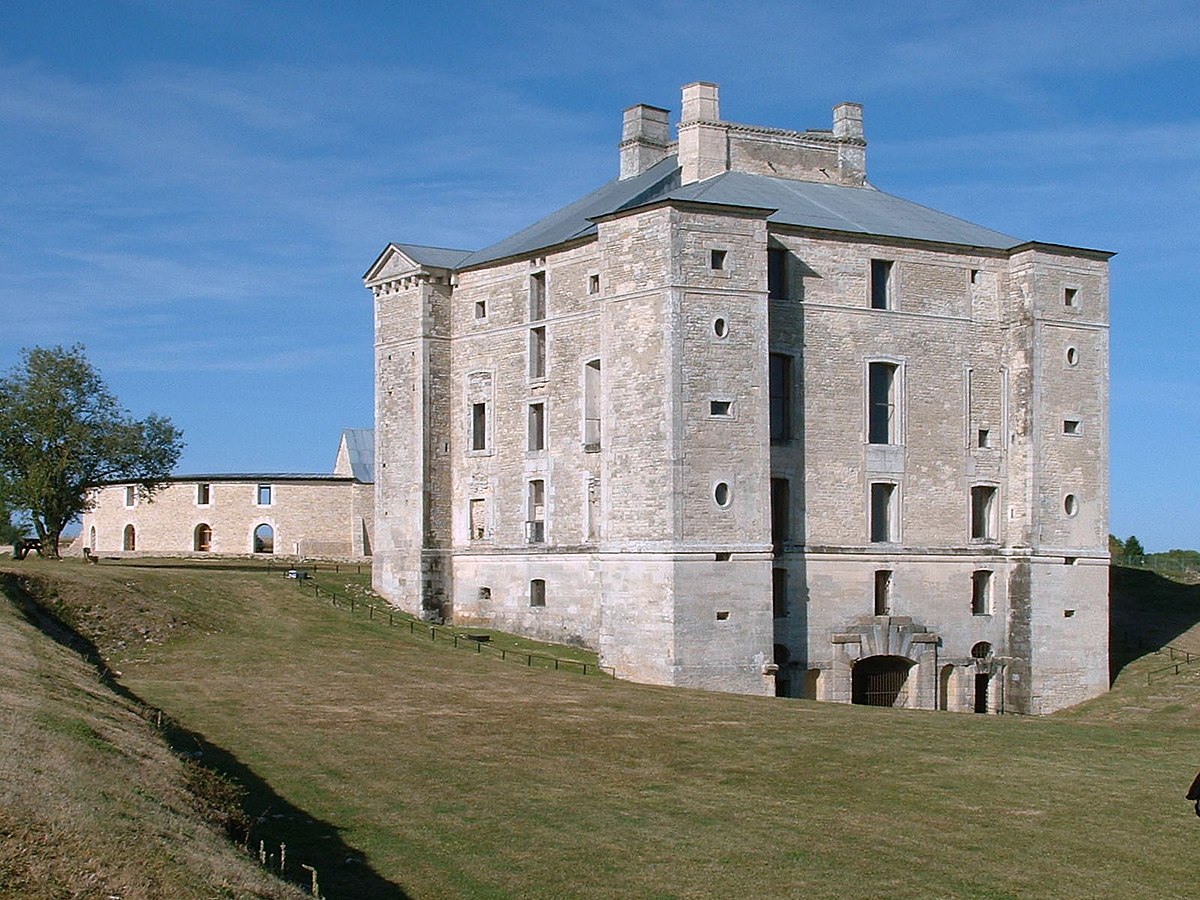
[456,156,681,269]
[338,428,375,483]
[392,243,473,270]
[444,155,1028,269]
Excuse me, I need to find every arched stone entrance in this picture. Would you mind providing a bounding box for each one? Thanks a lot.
[828,616,940,708]
[852,655,915,707]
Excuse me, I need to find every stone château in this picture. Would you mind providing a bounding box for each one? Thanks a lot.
[365,83,1110,714]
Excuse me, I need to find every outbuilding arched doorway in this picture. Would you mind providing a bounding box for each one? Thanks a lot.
[852,655,914,707]
[253,523,274,554]
[194,523,212,552]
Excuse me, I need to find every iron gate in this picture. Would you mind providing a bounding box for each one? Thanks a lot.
[852,656,914,707]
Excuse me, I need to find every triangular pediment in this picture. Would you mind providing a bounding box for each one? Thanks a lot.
[363,242,473,283]
[363,244,423,283]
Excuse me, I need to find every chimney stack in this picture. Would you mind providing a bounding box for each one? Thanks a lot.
[678,82,728,185]
[833,102,863,140]
[619,104,671,180]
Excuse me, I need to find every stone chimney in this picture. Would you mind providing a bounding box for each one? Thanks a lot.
[833,102,866,185]
[619,104,671,180]
[678,81,728,185]
[833,102,863,140]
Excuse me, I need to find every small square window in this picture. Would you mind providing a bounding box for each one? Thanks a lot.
[257,484,272,506]
[710,249,727,270]
[978,428,991,448]
[1063,419,1081,435]
[474,300,487,319]
[588,274,600,295]
[715,610,730,621]
[1064,288,1078,307]
[709,400,733,417]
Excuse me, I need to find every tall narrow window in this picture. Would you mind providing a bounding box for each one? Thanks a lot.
[874,570,892,615]
[124,485,135,507]
[771,478,790,547]
[870,483,896,543]
[768,248,788,300]
[970,485,997,540]
[586,477,600,541]
[769,353,793,444]
[870,259,894,309]
[469,498,486,540]
[529,326,546,380]
[529,272,546,321]
[772,568,789,618]
[971,570,992,615]
[527,480,545,543]
[471,402,488,451]
[196,483,211,506]
[530,578,546,607]
[868,362,898,444]
[584,359,601,449]
[528,402,546,451]
[123,524,136,551]
[256,484,272,506]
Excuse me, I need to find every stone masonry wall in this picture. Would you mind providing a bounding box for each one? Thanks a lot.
[81,479,363,558]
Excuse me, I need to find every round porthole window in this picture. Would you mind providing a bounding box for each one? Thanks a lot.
[714,481,731,508]
[1066,346,1079,366]
[713,317,728,338]
[1064,494,1078,517]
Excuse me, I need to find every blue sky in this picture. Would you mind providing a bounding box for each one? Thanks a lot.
[1,1,1197,551]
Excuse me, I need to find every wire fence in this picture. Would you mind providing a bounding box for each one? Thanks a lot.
[285,568,615,679]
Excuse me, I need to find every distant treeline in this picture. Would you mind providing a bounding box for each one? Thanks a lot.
[1110,533,1200,582]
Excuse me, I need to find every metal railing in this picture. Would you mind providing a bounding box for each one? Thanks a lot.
[290,573,613,678]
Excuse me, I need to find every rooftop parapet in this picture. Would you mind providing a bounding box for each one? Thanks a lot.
[625,82,868,187]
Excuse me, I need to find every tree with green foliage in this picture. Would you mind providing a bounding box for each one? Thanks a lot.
[0,345,183,557]
[0,496,24,545]
[1108,534,1126,558]
[1124,535,1146,560]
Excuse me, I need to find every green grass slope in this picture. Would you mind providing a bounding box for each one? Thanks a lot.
[4,558,1200,899]
[0,570,305,900]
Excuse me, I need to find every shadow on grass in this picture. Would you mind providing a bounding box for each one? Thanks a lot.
[1110,565,1200,683]
[1,572,410,900]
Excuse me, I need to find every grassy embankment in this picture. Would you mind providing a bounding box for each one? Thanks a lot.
[0,562,305,899]
[4,557,1200,899]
